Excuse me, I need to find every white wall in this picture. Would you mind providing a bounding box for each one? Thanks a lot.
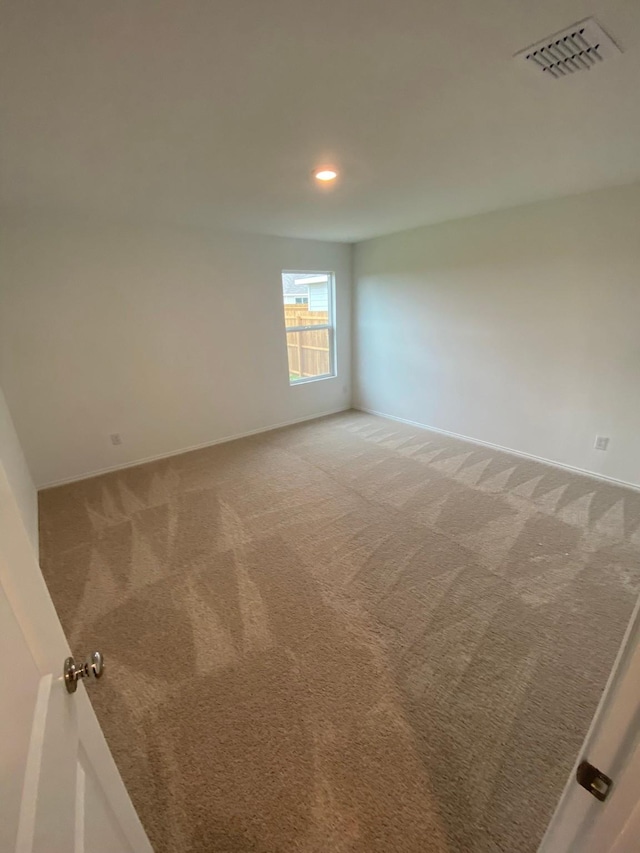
[0,214,351,486]
[0,387,38,552]
[354,183,640,488]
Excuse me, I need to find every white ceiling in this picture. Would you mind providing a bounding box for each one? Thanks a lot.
[1,0,640,242]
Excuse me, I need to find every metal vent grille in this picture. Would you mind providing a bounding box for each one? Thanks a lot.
[515,18,621,79]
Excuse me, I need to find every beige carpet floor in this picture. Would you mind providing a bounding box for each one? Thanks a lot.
[39,411,640,853]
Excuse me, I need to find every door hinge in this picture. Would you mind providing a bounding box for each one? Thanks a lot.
[576,760,613,802]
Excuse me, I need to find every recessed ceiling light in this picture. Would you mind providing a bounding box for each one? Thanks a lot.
[314,168,338,182]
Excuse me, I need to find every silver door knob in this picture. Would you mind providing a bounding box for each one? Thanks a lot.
[64,651,104,694]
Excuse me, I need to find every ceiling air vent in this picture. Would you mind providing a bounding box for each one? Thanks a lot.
[515,18,622,79]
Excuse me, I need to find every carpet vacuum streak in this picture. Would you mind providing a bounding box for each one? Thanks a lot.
[39,411,640,852]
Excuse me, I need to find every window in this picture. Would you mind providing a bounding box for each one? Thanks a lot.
[282,271,336,384]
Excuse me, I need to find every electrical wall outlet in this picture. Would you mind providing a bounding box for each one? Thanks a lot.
[594,436,610,451]
[110,433,123,446]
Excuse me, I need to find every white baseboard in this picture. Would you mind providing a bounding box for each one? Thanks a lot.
[355,406,640,493]
[38,406,351,490]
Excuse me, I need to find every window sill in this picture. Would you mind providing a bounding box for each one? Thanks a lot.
[289,374,336,386]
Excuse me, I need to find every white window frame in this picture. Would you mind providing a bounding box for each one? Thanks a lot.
[282,270,337,385]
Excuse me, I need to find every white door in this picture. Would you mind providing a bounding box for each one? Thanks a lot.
[539,594,640,852]
[0,462,153,853]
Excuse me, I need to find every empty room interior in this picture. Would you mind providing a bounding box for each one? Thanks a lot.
[2,1,640,852]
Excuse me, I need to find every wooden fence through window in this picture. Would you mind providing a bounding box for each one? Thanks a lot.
[284,304,331,379]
